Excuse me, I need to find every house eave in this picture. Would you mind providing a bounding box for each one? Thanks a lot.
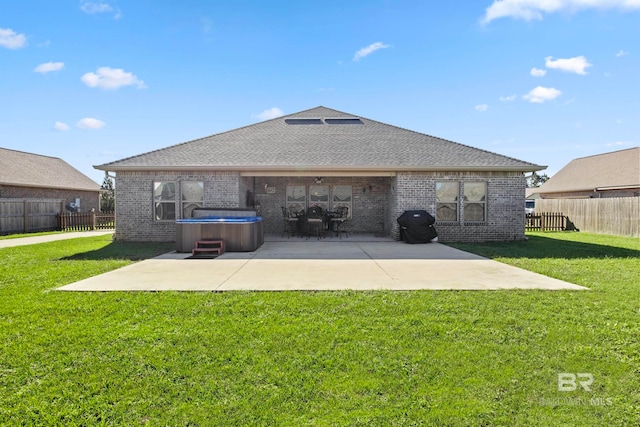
[95,164,545,174]
[0,180,102,192]
[539,184,640,195]
[594,184,640,191]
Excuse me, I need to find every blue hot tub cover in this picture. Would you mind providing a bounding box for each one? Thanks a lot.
[176,216,262,223]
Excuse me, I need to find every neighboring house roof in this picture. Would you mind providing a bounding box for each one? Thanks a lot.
[537,147,640,195]
[525,188,541,199]
[0,147,101,192]
[96,106,543,173]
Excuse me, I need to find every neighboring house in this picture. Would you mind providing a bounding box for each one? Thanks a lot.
[525,188,541,213]
[95,106,544,242]
[525,188,541,200]
[0,147,102,212]
[536,147,640,199]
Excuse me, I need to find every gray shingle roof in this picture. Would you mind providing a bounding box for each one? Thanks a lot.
[537,147,640,194]
[0,147,101,192]
[96,106,543,172]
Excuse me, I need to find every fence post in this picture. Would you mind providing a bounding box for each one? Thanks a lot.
[23,199,28,233]
[60,201,65,231]
[91,209,96,230]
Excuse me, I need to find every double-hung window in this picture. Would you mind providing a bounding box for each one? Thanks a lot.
[436,182,459,221]
[153,182,176,221]
[463,182,486,222]
[286,186,306,215]
[181,181,204,218]
[435,181,487,222]
[309,185,329,211]
[332,185,352,218]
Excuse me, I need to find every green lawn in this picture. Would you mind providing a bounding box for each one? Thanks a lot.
[0,232,638,426]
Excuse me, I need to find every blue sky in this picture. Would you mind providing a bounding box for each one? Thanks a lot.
[2,0,638,185]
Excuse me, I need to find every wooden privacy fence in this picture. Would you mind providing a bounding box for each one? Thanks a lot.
[535,197,639,237]
[525,212,567,231]
[58,211,115,232]
[0,198,63,235]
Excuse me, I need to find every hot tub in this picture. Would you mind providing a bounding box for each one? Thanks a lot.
[175,209,263,252]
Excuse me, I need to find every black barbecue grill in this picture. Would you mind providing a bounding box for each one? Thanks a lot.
[397,210,438,243]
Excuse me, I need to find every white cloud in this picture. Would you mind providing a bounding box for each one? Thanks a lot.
[482,0,640,23]
[616,50,629,57]
[81,67,146,90]
[0,28,27,49]
[499,94,517,102]
[76,117,106,129]
[81,2,111,13]
[522,86,562,103]
[475,104,489,112]
[545,56,592,75]
[34,61,64,73]
[530,67,546,77]
[353,42,390,61]
[254,107,284,121]
[53,121,70,131]
[80,2,121,19]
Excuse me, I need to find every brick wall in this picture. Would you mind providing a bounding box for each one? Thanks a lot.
[0,184,100,212]
[113,170,526,242]
[114,171,241,241]
[247,176,391,234]
[391,171,526,242]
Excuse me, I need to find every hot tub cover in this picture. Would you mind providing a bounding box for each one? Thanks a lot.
[397,210,437,244]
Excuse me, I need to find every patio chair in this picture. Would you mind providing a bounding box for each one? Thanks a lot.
[306,205,325,240]
[281,206,298,238]
[331,206,349,239]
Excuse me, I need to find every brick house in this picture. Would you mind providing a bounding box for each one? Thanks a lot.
[534,147,640,199]
[95,106,544,242]
[0,147,102,212]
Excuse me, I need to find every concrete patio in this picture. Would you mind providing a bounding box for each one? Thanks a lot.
[57,236,587,291]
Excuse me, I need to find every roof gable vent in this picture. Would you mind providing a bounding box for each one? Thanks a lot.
[284,118,324,125]
[324,117,363,125]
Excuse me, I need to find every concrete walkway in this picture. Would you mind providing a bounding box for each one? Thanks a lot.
[0,230,114,248]
[57,240,587,291]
